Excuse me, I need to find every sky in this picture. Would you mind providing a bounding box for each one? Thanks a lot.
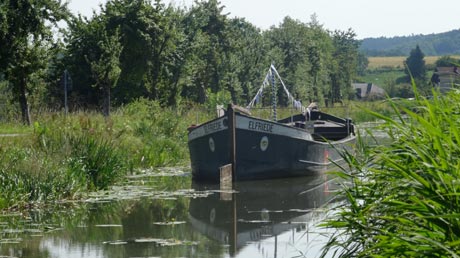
[68,0,460,39]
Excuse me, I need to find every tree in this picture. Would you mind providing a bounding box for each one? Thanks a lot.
[404,45,426,82]
[356,52,369,76]
[219,17,268,105]
[330,29,360,105]
[0,0,68,125]
[102,0,184,105]
[264,17,314,105]
[89,29,123,117]
[306,15,333,103]
[65,16,103,109]
[65,12,123,117]
[7,41,48,124]
[180,0,230,103]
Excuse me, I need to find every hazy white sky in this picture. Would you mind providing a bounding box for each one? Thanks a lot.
[68,0,460,39]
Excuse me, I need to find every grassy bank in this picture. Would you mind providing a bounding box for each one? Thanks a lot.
[322,88,460,257]
[0,99,214,210]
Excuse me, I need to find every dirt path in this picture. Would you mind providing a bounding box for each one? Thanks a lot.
[0,134,26,137]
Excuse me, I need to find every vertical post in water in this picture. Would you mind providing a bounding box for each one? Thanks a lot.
[271,65,277,121]
[227,104,236,181]
[225,104,237,255]
[220,164,232,200]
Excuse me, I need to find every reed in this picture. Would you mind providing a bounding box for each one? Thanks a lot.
[321,86,460,257]
[0,99,195,210]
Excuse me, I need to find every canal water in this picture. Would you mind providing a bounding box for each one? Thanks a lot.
[0,168,343,258]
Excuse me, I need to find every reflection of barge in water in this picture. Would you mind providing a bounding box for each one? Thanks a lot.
[188,175,342,255]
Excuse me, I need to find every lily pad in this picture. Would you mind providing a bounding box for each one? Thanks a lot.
[152,221,186,226]
[95,224,123,228]
[237,219,270,223]
[103,240,128,245]
[104,238,198,247]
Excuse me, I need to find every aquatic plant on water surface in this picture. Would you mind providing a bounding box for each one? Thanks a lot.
[321,86,460,257]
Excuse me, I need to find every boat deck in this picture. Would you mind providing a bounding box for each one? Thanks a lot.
[284,120,351,141]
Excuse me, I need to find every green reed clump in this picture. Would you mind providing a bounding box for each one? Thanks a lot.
[322,88,460,257]
[0,146,77,209]
[66,134,124,190]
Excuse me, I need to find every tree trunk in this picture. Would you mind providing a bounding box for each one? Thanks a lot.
[19,77,31,125]
[102,85,110,117]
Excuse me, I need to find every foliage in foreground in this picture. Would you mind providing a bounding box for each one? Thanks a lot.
[0,99,197,210]
[322,88,460,257]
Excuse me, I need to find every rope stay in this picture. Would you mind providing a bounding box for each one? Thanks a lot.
[246,64,306,115]
[271,64,277,121]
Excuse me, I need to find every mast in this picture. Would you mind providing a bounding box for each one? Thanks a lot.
[271,64,277,121]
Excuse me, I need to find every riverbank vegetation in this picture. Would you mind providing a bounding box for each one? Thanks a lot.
[322,88,460,257]
[0,100,201,210]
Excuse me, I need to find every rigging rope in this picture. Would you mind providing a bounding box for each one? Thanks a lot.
[246,65,306,114]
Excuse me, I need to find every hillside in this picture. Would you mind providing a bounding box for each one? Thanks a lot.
[360,29,460,56]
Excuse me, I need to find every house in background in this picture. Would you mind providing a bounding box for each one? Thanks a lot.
[431,66,460,93]
[352,83,386,100]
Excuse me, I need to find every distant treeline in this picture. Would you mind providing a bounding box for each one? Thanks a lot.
[0,0,364,124]
[360,29,460,56]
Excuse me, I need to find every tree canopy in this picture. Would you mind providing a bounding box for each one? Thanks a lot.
[0,0,363,120]
[0,0,69,124]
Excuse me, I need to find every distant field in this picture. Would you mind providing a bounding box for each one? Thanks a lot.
[368,56,460,69]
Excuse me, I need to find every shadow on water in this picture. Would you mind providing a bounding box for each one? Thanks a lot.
[0,170,344,258]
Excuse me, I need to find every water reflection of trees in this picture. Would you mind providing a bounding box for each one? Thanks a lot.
[0,174,342,258]
[0,175,224,258]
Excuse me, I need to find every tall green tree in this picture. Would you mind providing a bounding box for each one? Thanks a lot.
[180,0,230,103]
[224,18,268,104]
[68,15,123,117]
[89,29,123,117]
[65,16,102,109]
[356,52,369,76]
[404,44,426,82]
[102,0,184,105]
[330,29,360,105]
[0,0,68,124]
[103,0,154,103]
[265,17,314,105]
[305,14,333,103]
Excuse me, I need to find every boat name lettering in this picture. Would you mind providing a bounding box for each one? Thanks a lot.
[204,121,222,134]
[248,121,273,133]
